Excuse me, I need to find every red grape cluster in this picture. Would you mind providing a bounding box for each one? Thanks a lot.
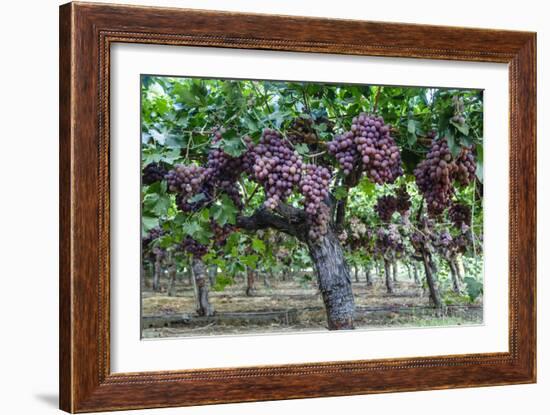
[414,139,477,215]
[142,227,164,249]
[181,237,208,259]
[448,203,471,229]
[327,131,358,175]
[142,162,168,185]
[455,147,476,186]
[375,224,404,258]
[207,127,249,181]
[250,129,304,210]
[166,165,211,212]
[375,187,411,222]
[299,164,331,215]
[288,116,318,144]
[434,230,469,257]
[211,220,235,248]
[166,165,209,194]
[328,113,403,183]
[435,230,453,250]
[375,195,398,222]
[414,139,459,215]
[306,202,331,241]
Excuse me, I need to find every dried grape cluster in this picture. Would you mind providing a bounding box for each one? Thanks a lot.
[414,138,477,215]
[448,203,471,229]
[181,237,208,259]
[328,113,403,183]
[374,187,411,222]
[142,162,168,185]
[342,216,372,251]
[250,129,304,210]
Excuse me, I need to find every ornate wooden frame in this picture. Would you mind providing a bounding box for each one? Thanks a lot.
[59,2,536,412]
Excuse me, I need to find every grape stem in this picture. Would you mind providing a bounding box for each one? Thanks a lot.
[373,86,383,113]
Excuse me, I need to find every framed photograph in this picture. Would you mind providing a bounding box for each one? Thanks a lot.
[59,2,536,412]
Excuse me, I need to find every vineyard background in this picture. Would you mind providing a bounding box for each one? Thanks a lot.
[140,76,484,337]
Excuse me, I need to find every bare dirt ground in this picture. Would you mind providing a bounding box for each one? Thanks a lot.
[141,275,482,338]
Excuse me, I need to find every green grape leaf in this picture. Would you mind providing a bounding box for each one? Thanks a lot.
[450,120,470,136]
[210,195,238,226]
[251,238,266,253]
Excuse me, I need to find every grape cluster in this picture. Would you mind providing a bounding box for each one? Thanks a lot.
[142,162,168,185]
[375,224,404,259]
[328,113,403,183]
[181,237,208,259]
[375,187,411,222]
[207,128,248,181]
[344,217,372,251]
[434,230,470,257]
[453,232,470,255]
[455,147,476,186]
[414,139,458,215]
[327,131,358,175]
[306,202,331,241]
[288,116,317,144]
[435,230,453,249]
[375,195,398,222]
[448,203,471,229]
[414,139,477,215]
[166,165,209,194]
[211,220,235,248]
[395,186,412,214]
[251,129,304,210]
[166,165,211,212]
[299,164,331,214]
[348,216,368,240]
[297,164,332,241]
[142,227,164,249]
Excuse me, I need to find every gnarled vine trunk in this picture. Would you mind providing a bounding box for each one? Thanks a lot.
[208,266,217,286]
[153,253,162,292]
[237,205,355,330]
[167,265,177,297]
[307,228,355,330]
[365,264,373,287]
[447,259,461,293]
[384,259,394,294]
[246,268,257,296]
[392,261,399,282]
[413,262,420,284]
[192,257,214,317]
[421,251,442,308]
